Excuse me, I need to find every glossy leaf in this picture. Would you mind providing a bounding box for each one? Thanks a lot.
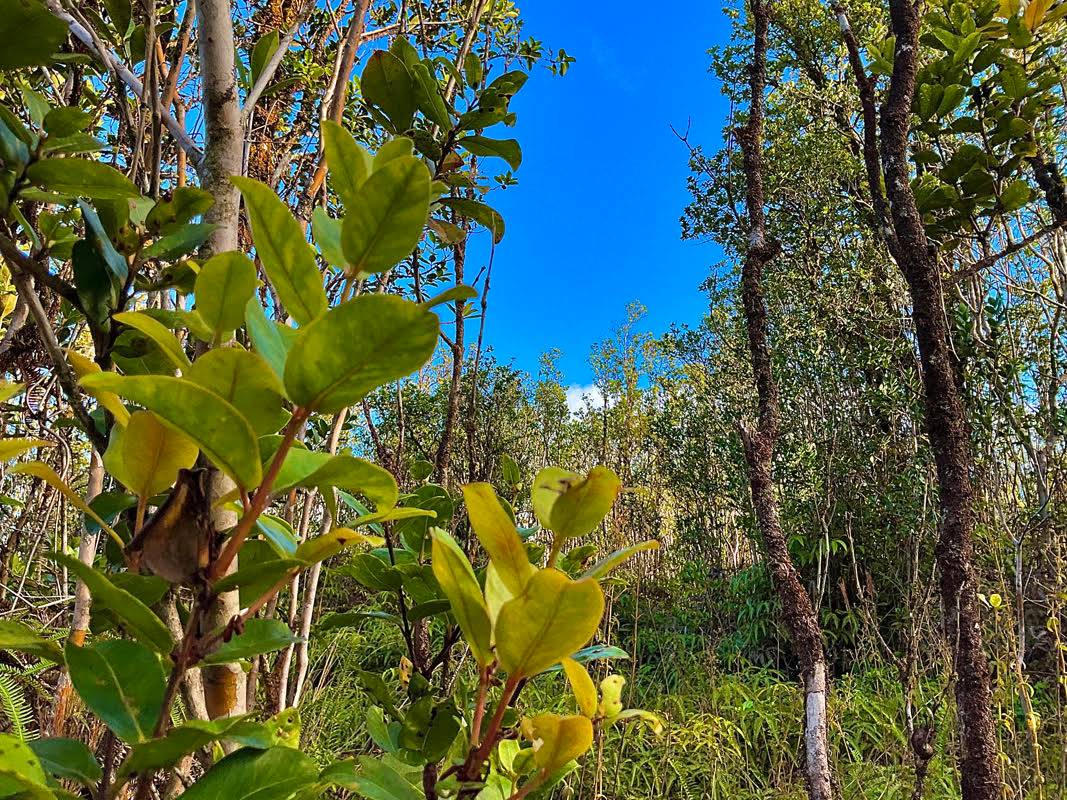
[561,657,598,717]
[112,311,190,371]
[462,483,534,595]
[495,568,604,678]
[26,158,140,199]
[119,715,281,777]
[53,553,174,653]
[104,410,198,498]
[201,619,300,665]
[340,155,430,274]
[0,619,62,663]
[430,528,492,665]
[272,449,398,508]
[533,466,621,539]
[66,349,130,424]
[438,197,504,243]
[459,136,522,170]
[583,540,659,579]
[180,746,318,800]
[194,252,258,338]
[28,738,101,786]
[284,295,438,414]
[79,373,262,488]
[0,734,49,800]
[245,298,295,381]
[361,50,417,131]
[0,437,51,462]
[322,119,372,207]
[0,0,67,69]
[520,713,594,772]
[231,176,327,325]
[295,527,382,564]
[65,640,165,742]
[185,348,287,436]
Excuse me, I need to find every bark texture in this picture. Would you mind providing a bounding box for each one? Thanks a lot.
[736,2,834,797]
[878,1,1002,796]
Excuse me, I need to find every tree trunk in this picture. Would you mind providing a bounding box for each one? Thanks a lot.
[879,0,1002,796]
[196,0,247,719]
[52,450,105,736]
[735,2,834,797]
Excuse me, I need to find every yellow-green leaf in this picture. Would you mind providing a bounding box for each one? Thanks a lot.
[194,252,258,339]
[79,373,261,488]
[430,528,492,665]
[495,568,604,678]
[103,410,198,498]
[520,713,593,772]
[185,348,287,436]
[295,527,383,564]
[462,483,534,596]
[560,657,597,717]
[0,379,24,403]
[113,311,191,371]
[532,466,621,539]
[231,176,327,325]
[67,349,130,424]
[322,120,372,208]
[0,437,51,462]
[583,540,659,580]
[11,462,123,548]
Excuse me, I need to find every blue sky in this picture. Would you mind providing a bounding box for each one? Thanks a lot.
[466,2,732,387]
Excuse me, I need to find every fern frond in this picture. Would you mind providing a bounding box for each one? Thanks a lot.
[0,672,35,741]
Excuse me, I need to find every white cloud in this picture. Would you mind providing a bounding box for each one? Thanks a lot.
[565,384,610,415]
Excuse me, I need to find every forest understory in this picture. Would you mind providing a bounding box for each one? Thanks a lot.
[0,0,1064,798]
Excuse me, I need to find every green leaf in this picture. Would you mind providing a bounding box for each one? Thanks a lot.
[180,746,318,800]
[340,155,430,274]
[211,556,302,596]
[0,619,62,663]
[200,619,300,665]
[231,176,327,325]
[26,158,140,199]
[495,568,604,678]
[361,50,417,132]
[79,373,262,488]
[411,62,451,129]
[438,197,505,243]
[532,466,621,539]
[423,284,477,309]
[78,200,128,284]
[583,540,659,579]
[462,483,534,595]
[430,528,492,665]
[118,715,282,777]
[104,410,198,498]
[322,120,372,208]
[1000,178,1032,211]
[459,136,522,170]
[113,311,191,371]
[53,553,174,653]
[28,738,101,786]
[0,0,67,70]
[284,295,438,414]
[245,299,295,381]
[11,463,123,546]
[43,107,93,138]
[146,187,214,234]
[312,206,349,270]
[194,252,258,338]
[344,755,422,800]
[141,223,217,261]
[0,734,50,800]
[294,527,382,564]
[65,640,165,743]
[272,449,398,508]
[250,30,280,85]
[185,348,287,436]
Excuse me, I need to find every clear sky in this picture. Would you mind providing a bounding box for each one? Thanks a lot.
[465,2,732,388]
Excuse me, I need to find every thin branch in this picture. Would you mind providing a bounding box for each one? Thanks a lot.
[45,0,205,172]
